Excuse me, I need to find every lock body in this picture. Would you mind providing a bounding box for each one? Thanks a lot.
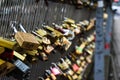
[15,32,39,50]
[0,59,15,76]
[0,37,16,50]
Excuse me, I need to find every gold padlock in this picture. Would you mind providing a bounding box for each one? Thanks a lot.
[11,22,39,50]
[64,17,75,24]
[0,59,15,76]
[86,19,95,31]
[43,25,63,37]
[0,37,17,50]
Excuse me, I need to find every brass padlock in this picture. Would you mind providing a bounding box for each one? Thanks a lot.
[0,37,17,50]
[11,21,39,50]
[63,17,75,24]
[0,59,15,76]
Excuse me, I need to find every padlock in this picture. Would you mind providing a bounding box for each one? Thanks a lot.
[13,51,26,61]
[52,23,65,34]
[14,59,30,73]
[45,70,57,80]
[86,34,95,43]
[85,47,94,55]
[0,48,26,61]
[39,52,48,61]
[10,21,39,50]
[63,17,75,24]
[60,37,72,51]
[86,19,95,31]
[0,59,15,76]
[36,29,47,37]
[50,63,63,76]
[43,25,63,37]
[76,67,83,75]
[86,56,92,63]
[75,42,86,55]
[44,45,54,54]
[72,64,79,72]
[58,58,69,70]
[80,61,87,68]
[25,50,38,56]
[0,37,17,50]
[31,31,51,45]
[72,74,78,80]
[64,56,72,65]
[52,23,75,40]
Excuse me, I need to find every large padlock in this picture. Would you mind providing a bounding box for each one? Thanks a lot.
[10,21,39,50]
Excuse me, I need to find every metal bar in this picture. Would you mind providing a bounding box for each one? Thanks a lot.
[94,0,113,80]
[94,0,105,80]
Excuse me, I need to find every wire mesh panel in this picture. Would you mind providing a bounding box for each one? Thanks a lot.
[0,0,95,37]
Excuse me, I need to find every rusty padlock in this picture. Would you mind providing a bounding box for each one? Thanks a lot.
[10,21,39,50]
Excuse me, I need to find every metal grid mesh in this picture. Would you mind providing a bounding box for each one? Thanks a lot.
[0,0,95,37]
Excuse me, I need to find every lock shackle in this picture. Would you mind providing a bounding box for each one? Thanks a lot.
[10,21,17,33]
[31,31,42,39]
[45,70,51,75]
[52,23,59,28]
[60,58,64,62]
[38,76,44,80]
[64,17,67,20]
[42,23,46,27]
[19,24,27,33]
[51,63,57,67]
[10,21,27,33]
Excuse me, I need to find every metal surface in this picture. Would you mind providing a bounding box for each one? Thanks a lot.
[94,0,113,80]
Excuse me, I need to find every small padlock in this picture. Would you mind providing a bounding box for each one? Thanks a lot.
[44,45,54,54]
[0,37,17,50]
[72,64,79,72]
[64,56,72,65]
[50,63,62,76]
[65,68,74,76]
[45,70,57,80]
[0,59,15,76]
[63,17,75,24]
[31,31,51,44]
[39,52,48,61]
[58,58,69,70]
[75,42,86,55]
[14,59,30,73]
[10,21,39,50]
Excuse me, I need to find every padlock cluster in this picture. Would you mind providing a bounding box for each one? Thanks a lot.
[0,17,95,79]
[38,30,95,80]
